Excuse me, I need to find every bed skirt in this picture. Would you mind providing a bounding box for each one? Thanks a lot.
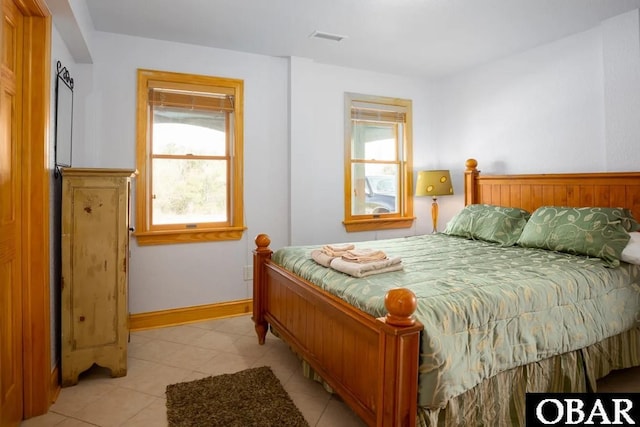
[417,327,640,427]
[296,327,639,427]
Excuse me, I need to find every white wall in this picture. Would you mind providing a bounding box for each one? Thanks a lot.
[435,27,606,175]
[433,9,640,223]
[84,32,290,313]
[602,10,640,169]
[289,57,436,244]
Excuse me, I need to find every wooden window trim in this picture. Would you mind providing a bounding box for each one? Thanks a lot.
[343,93,414,232]
[135,69,245,245]
[343,217,416,232]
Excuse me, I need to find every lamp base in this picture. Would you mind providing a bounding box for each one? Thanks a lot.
[431,197,439,233]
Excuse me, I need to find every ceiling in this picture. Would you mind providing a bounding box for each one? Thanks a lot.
[84,0,640,78]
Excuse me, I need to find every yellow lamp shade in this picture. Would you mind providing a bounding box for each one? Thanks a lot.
[415,170,453,197]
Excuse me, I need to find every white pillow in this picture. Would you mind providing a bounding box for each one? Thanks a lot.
[621,232,640,265]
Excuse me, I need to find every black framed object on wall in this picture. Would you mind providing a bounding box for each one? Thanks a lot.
[54,60,74,175]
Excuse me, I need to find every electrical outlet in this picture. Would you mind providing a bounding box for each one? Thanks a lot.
[243,265,253,281]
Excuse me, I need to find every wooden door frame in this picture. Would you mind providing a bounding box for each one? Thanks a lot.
[17,0,52,418]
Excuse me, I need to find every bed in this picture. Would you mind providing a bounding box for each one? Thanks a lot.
[252,159,640,426]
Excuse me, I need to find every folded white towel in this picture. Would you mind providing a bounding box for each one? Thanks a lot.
[324,243,355,251]
[321,243,355,257]
[330,257,402,278]
[342,248,388,263]
[311,249,336,267]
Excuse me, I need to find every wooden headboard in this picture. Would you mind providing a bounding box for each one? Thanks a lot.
[464,158,640,221]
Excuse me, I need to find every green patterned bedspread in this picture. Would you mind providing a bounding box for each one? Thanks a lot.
[271,234,640,409]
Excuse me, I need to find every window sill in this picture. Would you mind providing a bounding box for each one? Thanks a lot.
[134,226,246,246]
[343,217,415,232]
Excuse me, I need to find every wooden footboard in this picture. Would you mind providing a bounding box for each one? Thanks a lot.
[252,234,423,427]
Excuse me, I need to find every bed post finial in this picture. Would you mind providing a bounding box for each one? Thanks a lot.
[464,158,480,206]
[255,233,271,252]
[253,234,273,345]
[384,288,417,326]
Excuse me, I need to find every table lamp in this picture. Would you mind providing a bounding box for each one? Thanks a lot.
[415,170,454,233]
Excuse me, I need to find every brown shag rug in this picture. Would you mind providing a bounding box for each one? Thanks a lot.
[166,366,309,427]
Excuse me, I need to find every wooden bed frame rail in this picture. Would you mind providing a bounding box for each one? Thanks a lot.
[253,234,423,427]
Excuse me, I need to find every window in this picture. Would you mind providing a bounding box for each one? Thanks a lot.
[344,93,414,232]
[135,69,245,245]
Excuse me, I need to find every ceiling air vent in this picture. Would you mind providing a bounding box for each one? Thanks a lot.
[309,30,347,42]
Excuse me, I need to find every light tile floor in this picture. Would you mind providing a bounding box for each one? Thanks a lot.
[21,314,366,427]
[21,314,640,427]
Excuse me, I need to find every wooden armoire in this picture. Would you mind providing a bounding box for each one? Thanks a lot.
[60,168,136,386]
